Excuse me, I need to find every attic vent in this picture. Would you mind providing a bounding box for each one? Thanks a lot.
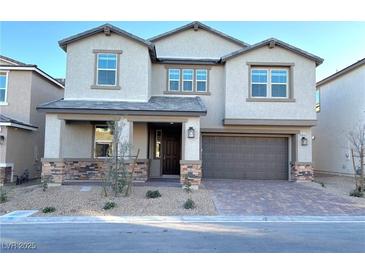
[193,23,199,31]
[269,40,276,48]
[103,26,111,36]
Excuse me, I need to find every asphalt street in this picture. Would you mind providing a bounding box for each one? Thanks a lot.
[1,221,364,252]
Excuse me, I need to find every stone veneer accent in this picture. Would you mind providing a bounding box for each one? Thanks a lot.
[41,159,149,185]
[180,160,202,187]
[291,162,314,182]
[0,166,12,185]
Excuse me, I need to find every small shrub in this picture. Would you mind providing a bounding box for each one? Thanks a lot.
[350,189,364,197]
[0,187,7,203]
[146,190,161,199]
[41,176,53,192]
[42,206,56,213]
[103,201,116,210]
[183,198,196,209]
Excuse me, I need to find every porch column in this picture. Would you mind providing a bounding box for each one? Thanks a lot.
[42,114,65,185]
[291,128,314,182]
[180,117,202,189]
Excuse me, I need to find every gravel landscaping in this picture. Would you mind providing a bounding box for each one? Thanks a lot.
[0,183,217,216]
[304,173,365,205]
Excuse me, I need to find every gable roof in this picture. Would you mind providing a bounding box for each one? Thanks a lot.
[317,57,365,87]
[0,55,29,66]
[149,21,250,48]
[59,23,157,61]
[221,38,324,66]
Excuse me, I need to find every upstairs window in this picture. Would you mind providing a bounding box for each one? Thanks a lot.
[251,68,289,98]
[168,69,180,91]
[94,125,113,158]
[97,53,117,86]
[196,69,208,92]
[182,69,193,91]
[0,72,8,103]
[167,68,209,93]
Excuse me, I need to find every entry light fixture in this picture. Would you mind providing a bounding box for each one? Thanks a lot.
[0,135,4,145]
[188,127,195,138]
[301,136,308,146]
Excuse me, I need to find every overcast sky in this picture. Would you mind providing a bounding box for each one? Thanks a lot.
[1,21,364,81]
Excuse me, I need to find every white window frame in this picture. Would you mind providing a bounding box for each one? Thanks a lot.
[0,71,9,105]
[195,69,208,92]
[251,67,289,99]
[182,69,194,92]
[168,68,180,91]
[96,53,117,86]
[94,125,113,158]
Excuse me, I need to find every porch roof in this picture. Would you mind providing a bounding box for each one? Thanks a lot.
[37,96,207,116]
[0,114,38,131]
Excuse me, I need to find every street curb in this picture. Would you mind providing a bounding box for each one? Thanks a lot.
[1,214,365,224]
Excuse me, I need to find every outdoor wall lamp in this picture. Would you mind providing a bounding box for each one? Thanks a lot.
[301,136,308,146]
[188,127,195,138]
[0,135,5,145]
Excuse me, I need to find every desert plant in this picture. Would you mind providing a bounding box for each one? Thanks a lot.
[42,206,56,213]
[348,124,365,193]
[0,187,7,203]
[183,198,196,209]
[350,189,364,197]
[102,121,140,197]
[41,175,53,192]
[103,201,116,210]
[183,176,193,193]
[146,190,161,199]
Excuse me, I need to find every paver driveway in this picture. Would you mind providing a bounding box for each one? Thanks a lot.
[203,180,365,215]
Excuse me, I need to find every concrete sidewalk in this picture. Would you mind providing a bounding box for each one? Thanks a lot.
[1,213,365,224]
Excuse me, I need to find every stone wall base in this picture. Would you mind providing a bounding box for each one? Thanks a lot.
[291,162,314,182]
[41,159,149,185]
[180,160,202,188]
[0,166,12,186]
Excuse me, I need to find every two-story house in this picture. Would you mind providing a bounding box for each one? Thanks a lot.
[313,58,365,176]
[38,22,323,188]
[0,55,64,184]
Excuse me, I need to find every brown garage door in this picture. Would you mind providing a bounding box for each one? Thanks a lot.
[202,135,288,180]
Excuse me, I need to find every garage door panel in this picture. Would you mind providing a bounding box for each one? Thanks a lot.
[202,136,288,180]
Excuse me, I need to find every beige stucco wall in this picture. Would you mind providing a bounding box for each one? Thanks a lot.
[183,117,200,161]
[62,123,94,158]
[44,114,63,158]
[312,65,365,175]
[153,28,243,58]
[0,70,32,123]
[5,127,38,178]
[64,33,151,101]
[132,122,148,159]
[0,126,8,163]
[225,46,317,120]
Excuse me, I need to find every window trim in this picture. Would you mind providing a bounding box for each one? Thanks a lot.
[0,71,9,105]
[168,68,181,92]
[93,124,113,159]
[91,49,122,90]
[247,63,295,102]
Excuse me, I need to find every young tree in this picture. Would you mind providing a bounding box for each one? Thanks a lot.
[102,121,139,197]
[348,124,365,192]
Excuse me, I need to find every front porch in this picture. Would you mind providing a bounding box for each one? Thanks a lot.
[41,113,203,188]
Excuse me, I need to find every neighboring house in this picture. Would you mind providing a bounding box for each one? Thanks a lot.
[313,58,365,176]
[38,22,323,188]
[0,55,64,184]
